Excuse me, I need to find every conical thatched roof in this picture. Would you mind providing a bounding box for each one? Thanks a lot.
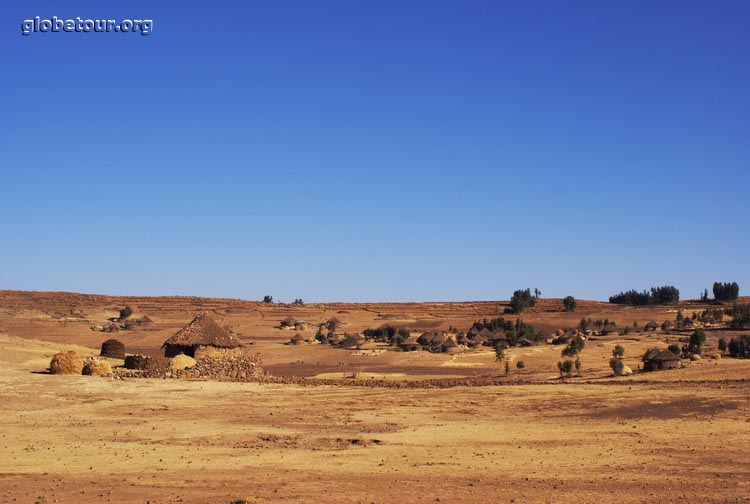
[162,312,242,350]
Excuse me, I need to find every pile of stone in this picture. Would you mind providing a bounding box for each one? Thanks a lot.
[118,347,264,381]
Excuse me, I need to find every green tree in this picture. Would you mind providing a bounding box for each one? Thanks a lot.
[509,288,537,314]
[688,329,706,355]
[562,335,585,358]
[563,296,577,312]
[557,359,574,377]
[119,306,133,320]
[262,295,273,303]
[609,357,625,376]
[612,344,625,359]
[718,338,728,353]
[494,342,508,362]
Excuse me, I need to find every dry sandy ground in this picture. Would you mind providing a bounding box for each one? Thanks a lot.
[1,334,749,504]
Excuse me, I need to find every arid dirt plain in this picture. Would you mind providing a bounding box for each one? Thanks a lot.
[1,290,749,503]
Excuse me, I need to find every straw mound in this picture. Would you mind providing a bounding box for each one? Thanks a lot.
[83,357,112,377]
[50,351,83,375]
[170,354,196,370]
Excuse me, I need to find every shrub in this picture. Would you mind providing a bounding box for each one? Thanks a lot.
[516,360,525,369]
[612,344,625,359]
[119,306,133,320]
[563,296,576,312]
[609,357,625,376]
[49,350,83,375]
[731,305,750,329]
[718,338,728,353]
[82,357,112,377]
[562,335,585,357]
[688,329,706,355]
[262,295,273,303]
[341,333,362,349]
[557,359,574,377]
[494,342,508,362]
[728,335,750,358]
[292,298,304,306]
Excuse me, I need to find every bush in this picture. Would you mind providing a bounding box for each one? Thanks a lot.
[49,350,83,375]
[609,357,625,376]
[516,360,525,369]
[557,359,574,377]
[82,357,112,377]
[563,296,576,312]
[612,344,625,359]
[713,282,739,303]
[718,338,728,353]
[731,305,750,329]
[262,295,273,303]
[688,329,706,355]
[562,335,585,357]
[728,335,750,358]
[119,306,133,320]
[292,298,304,306]
[509,288,537,314]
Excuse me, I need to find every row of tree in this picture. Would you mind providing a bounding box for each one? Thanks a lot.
[609,285,680,305]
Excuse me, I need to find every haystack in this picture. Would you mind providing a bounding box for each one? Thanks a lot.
[49,350,83,375]
[100,339,125,359]
[83,357,112,377]
[162,312,243,358]
[170,354,196,370]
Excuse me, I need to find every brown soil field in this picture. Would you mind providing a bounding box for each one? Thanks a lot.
[1,291,749,503]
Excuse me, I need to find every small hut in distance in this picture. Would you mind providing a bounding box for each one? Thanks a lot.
[162,312,243,358]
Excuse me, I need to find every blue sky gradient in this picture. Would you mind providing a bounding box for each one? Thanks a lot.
[1,1,748,302]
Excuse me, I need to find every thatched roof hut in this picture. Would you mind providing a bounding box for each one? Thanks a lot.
[100,339,125,359]
[399,334,420,351]
[417,331,436,346]
[280,316,296,328]
[290,333,305,345]
[661,320,674,331]
[162,312,243,357]
[642,348,680,372]
[644,320,659,332]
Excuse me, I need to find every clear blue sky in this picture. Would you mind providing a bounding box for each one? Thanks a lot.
[1,1,748,302]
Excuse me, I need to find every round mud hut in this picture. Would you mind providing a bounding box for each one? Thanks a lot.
[100,339,125,359]
[162,312,243,358]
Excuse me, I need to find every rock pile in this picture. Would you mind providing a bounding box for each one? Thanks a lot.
[118,347,264,381]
